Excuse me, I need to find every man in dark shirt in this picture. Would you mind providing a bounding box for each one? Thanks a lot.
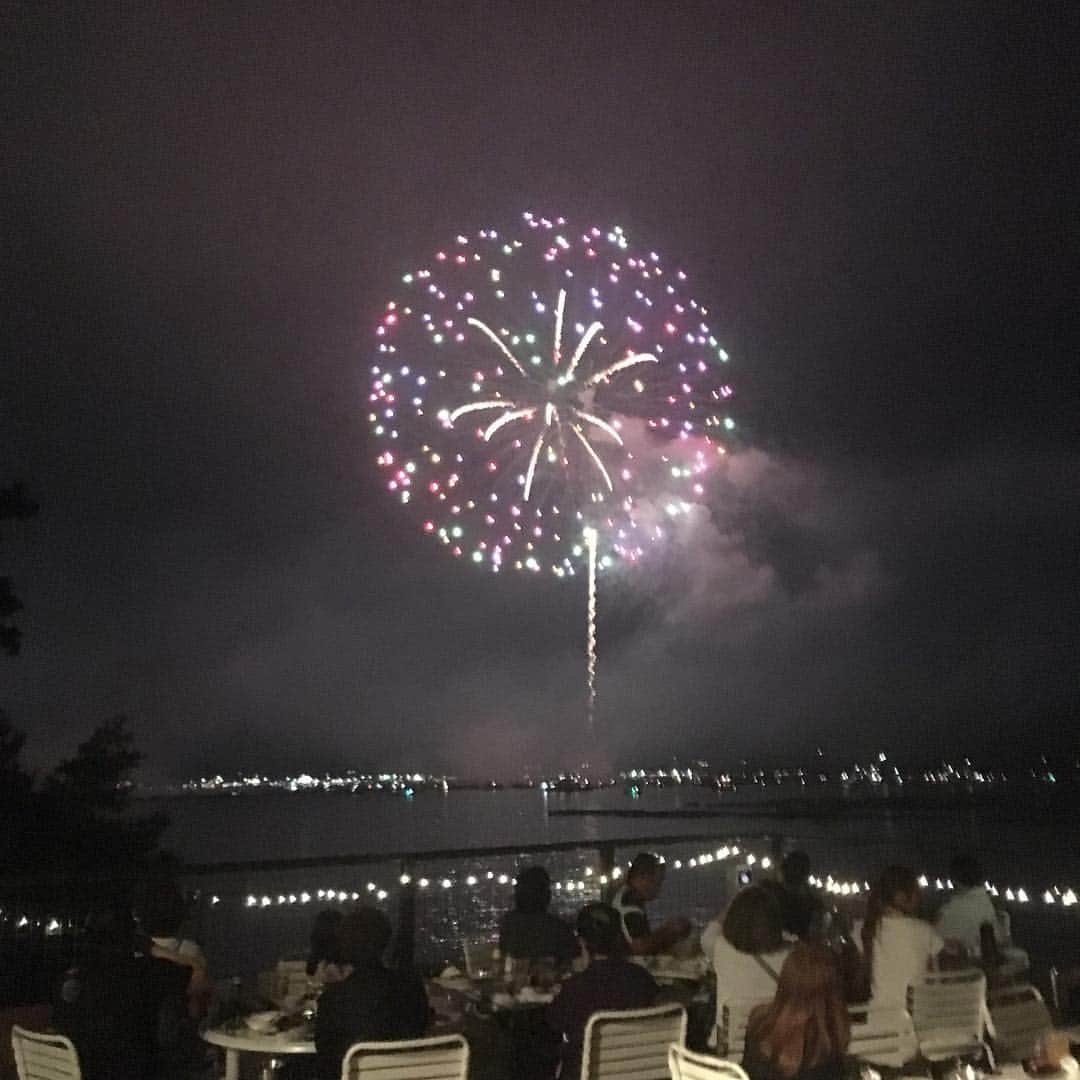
[498,866,578,967]
[610,852,692,956]
[314,907,429,1079]
[53,910,203,1080]
[778,850,825,940]
[546,903,658,1080]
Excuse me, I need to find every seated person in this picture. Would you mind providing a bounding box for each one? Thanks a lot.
[54,907,203,1080]
[314,907,429,1079]
[306,908,351,986]
[137,880,211,1019]
[862,865,946,1007]
[778,851,825,940]
[610,852,692,956]
[743,942,851,1080]
[499,866,577,969]
[934,854,1006,960]
[711,884,794,1004]
[546,903,658,1080]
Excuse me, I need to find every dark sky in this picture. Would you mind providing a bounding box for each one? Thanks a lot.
[4,3,1078,782]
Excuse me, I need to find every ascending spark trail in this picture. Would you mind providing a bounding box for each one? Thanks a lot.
[584,526,598,731]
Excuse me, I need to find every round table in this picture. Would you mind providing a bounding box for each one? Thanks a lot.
[202,1024,315,1080]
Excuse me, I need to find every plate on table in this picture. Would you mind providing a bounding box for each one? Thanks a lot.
[244,1011,283,1034]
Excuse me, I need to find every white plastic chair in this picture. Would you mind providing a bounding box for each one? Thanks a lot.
[907,968,989,1062]
[341,1034,468,1079]
[986,983,1053,1062]
[11,1025,82,1080]
[580,1003,686,1079]
[714,996,772,1059]
[669,1043,749,1079]
[847,1004,918,1068]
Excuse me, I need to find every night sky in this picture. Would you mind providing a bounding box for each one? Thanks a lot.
[5,3,1078,782]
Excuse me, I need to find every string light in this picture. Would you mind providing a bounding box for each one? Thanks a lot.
[158,847,1077,919]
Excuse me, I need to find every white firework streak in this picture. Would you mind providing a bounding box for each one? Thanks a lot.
[553,289,566,365]
[583,352,658,387]
[563,321,604,382]
[448,399,516,424]
[466,317,528,376]
[523,430,547,501]
[570,425,614,492]
[482,406,535,441]
[572,409,623,445]
[463,297,642,500]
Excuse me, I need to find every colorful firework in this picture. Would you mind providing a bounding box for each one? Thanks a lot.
[370,212,735,579]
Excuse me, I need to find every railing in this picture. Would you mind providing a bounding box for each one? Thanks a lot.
[177,831,786,982]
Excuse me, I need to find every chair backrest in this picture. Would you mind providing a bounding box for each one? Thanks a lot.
[715,997,772,1059]
[462,938,499,980]
[907,968,987,1059]
[669,1043,750,1080]
[987,984,1053,1062]
[341,1034,468,1080]
[11,1025,82,1080]
[581,1003,686,1079]
[847,1005,918,1068]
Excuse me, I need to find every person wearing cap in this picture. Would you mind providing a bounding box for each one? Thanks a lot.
[546,903,658,1080]
[314,907,429,1079]
[610,852,692,956]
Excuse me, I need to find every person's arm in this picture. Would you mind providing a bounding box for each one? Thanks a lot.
[625,915,692,956]
[545,978,574,1034]
[404,970,431,1036]
[315,985,349,1080]
[149,941,211,1018]
[927,923,965,970]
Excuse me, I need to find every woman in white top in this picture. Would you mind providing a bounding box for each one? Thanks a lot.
[862,865,945,1007]
[710,884,793,1004]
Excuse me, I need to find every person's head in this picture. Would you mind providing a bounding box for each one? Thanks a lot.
[81,907,138,963]
[138,880,188,938]
[337,907,393,966]
[748,942,850,1075]
[876,865,920,915]
[781,851,811,890]
[514,866,552,914]
[576,903,625,959]
[723,884,784,954]
[307,909,344,974]
[627,852,665,901]
[949,854,984,890]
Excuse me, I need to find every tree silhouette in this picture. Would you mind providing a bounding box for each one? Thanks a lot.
[0,482,39,655]
[40,716,168,869]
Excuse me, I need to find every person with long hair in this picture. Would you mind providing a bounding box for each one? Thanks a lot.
[861,865,945,1006]
[743,942,851,1080]
[711,884,794,1003]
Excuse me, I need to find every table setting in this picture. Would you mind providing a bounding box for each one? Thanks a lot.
[202,1011,316,1080]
